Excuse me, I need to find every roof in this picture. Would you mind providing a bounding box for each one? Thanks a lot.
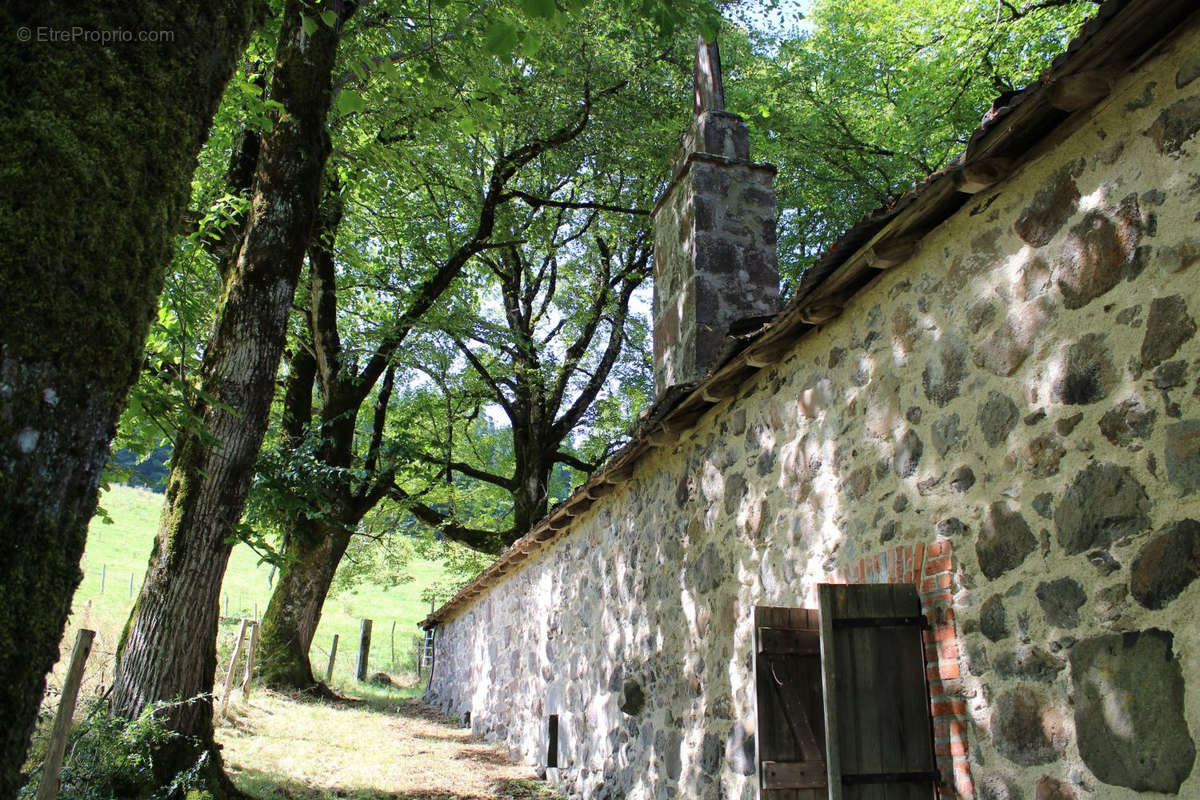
[422,0,1200,629]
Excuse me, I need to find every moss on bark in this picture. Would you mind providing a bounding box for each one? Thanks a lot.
[108,0,354,790]
[258,520,354,690]
[0,3,257,795]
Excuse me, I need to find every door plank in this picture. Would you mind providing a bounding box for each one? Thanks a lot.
[819,584,937,800]
[818,585,844,800]
[760,628,822,655]
[756,606,827,800]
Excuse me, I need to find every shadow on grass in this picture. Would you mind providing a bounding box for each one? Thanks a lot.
[233,770,562,800]
[452,746,515,766]
[268,684,432,718]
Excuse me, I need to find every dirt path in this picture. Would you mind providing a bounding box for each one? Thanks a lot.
[217,691,562,800]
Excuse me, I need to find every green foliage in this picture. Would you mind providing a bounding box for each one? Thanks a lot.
[332,504,492,600]
[243,429,350,549]
[232,0,701,568]
[91,0,1099,627]
[20,699,209,800]
[107,447,171,493]
[102,43,277,484]
[724,0,1096,283]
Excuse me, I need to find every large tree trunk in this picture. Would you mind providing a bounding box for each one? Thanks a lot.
[257,518,355,689]
[109,0,353,790]
[510,430,552,541]
[258,196,368,691]
[0,3,257,794]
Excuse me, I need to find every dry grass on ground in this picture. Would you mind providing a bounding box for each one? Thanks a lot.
[217,688,562,800]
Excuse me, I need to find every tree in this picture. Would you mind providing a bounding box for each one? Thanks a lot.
[395,197,655,542]
[249,4,704,690]
[724,0,1098,282]
[108,1,356,790]
[254,73,614,691]
[0,3,258,793]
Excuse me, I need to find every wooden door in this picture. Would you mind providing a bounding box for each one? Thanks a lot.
[755,606,828,800]
[817,584,937,800]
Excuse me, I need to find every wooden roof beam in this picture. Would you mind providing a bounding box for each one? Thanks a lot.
[647,425,679,448]
[953,156,1014,194]
[798,301,845,326]
[701,375,743,404]
[605,460,638,484]
[866,235,919,269]
[1050,68,1119,112]
[744,336,795,368]
[584,481,617,501]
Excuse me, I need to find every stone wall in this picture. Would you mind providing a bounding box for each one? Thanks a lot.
[428,22,1200,800]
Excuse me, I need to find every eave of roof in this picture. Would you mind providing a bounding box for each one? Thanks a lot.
[422,0,1200,630]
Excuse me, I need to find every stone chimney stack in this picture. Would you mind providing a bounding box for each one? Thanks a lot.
[651,37,779,398]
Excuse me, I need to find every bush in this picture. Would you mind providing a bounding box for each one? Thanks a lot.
[21,699,212,800]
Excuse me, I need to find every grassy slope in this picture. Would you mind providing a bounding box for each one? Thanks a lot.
[60,484,444,697]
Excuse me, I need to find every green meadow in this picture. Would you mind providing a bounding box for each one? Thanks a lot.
[57,484,446,699]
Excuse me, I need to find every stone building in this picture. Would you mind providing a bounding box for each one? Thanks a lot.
[422,1,1200,797]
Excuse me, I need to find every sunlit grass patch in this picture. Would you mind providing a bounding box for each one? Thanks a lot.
[218,691,563,799]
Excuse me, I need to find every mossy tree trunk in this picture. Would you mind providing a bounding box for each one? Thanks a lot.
[108,0,355,790]
[0,3,257,795]
[257,195,373,690]
[257,303,389,691]
[257,518,356,688]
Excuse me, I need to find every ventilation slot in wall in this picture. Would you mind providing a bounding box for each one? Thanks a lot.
[547,714,559,768]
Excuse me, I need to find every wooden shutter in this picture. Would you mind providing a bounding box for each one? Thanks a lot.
[754,606,828,799]
[817,584,937,800]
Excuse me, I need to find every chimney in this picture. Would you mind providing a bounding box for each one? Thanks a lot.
[651,37,780,398]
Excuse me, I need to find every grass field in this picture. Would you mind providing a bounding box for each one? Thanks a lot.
[52,484,451,704]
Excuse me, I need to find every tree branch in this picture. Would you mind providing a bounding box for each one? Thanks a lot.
[280,334,317,448]
[308,179,346,395]
[404,437,516,490]
[555,450,597,473]
[349,87,602,408]
[386,483,505,554]
[552,235,650,440]
[454,338,517,420]
[502,188,650,216]
[360,363,394,482]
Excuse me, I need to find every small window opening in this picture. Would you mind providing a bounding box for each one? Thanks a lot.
[547,714,559,768]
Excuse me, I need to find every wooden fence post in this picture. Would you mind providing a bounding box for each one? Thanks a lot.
[241,621,260,698]
[390,620,396,670]
[127,572,133,599]
[219,619,249,719]
[99,564,106,594]
[37,629,95,800]
[325,634,339,683]
[355,619,373,681]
